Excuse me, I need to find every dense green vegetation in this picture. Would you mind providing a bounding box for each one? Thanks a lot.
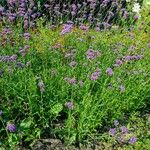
[0,0,150,149]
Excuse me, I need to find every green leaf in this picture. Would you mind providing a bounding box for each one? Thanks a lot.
[50,103,63,115]
[20,118,33,129]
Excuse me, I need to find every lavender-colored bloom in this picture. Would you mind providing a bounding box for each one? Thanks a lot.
[31,13,36,19]
[24,32,30,40]
[1,28,12,35]
[123,11,129,19]
[60,24,73,35]
[71,4,77,11]
[90,69,101,81]
[103,22,111,29]
[79,24,89,31]
[38,80,45,93]
[114,59,123,67]
[0,110,3,116]
[114,120,119,126]
[6,123,16,132]
[69,61,77,67]
[23,20,29,29]
[8,15,16,22]
[66,21,74,25]
[68,78,76,85]
[119,85,125,93]
[9,55,17,62]
[117,136,124,143]
[123,55,143,61]
[129,137,137,144]
[124,55,132,61]
[109,128,116,136]
[134,15,139,20]
[44,4,50,8]
[86,49,98,60]
[65,101,74,110]
[129,45,135,51]
[24,45,30,50]
[19,45,30,56]
[64,53,73,58]
[53,43,61,49]
[120,126,128,133]
[0,55,17,62]
[19,49,26,56]
[8,0,16,6]
[0,7,4,13]
[106,68,113,76]
[71,11,76,16]
[95,27,100,31]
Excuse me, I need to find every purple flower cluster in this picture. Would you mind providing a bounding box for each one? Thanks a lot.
[106,68,113,76]
[123,55,143,61]
[24,33,31,40]
[119,85,125,93]
[0,28,12,36]
[0,55,17,62]
[86,49,100,60]
[6,123,16,132]
[109,120,137,145]
[90,69,101,81]
[114,59,123,67]
[0,0,135,29]
[38,80,45,93]
[129,137,137,144]
[69,61,77,67]
[60,24,73,35]
[113,54,143,68]
[65,77,77,85]
[1,0,38,29]
[109,128,116,136]
[79,24,89,32]
[19,45,30,57]
[64,53,74,59]
[120,126,128,134]
[65,101,74,110]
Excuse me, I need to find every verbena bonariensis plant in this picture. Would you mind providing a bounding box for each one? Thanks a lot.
[0,0,143,30]
[0,17,150,148]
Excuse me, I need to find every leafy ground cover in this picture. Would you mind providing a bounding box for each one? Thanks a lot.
[0,19,150,149]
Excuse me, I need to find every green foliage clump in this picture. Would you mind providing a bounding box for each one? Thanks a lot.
[0,20,150,148]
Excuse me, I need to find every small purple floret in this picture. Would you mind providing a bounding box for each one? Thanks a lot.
[6,123,16,132]
[120,126,128,133]
[106,68,113,76]
[129,137,137,144]
[65,101,74,110]
[109,128,116,136]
